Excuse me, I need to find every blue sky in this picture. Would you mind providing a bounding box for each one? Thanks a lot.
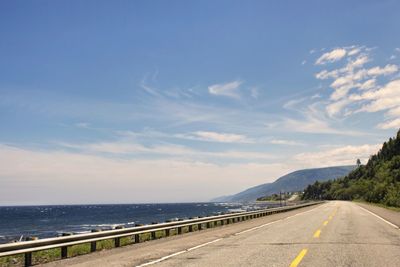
[1,1,400,205]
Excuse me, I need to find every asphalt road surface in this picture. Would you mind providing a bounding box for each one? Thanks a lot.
[45,201,400,267]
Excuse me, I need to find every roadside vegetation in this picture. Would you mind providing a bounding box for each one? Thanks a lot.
[257,192,295,201]
[302,129,400,208]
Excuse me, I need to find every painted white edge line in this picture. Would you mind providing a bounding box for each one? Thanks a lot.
[234,220,282,235]
[285,204,323,219]
[136,203,325,266]
[135,238,222,267]
[358,205,399,229]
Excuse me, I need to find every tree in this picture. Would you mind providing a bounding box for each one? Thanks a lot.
[356,159,361,167]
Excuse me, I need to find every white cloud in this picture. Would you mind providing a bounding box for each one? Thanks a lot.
[366,64,398,76]
[294,144,381,167]
[326,98,352,117]
[192,131,251,143]
[315,48,347,65]
[348,48,361,56]
[57,137,276,162]
[276,99,364,135]
[208,80,242,98]
[347,55,370,69]
[359,79,376,90]
[316,69,339,80]
[387,106,400,117]
[377,119,400,130]
[355,79,400,113]
[312,46,400,123]
[269,139,304,146]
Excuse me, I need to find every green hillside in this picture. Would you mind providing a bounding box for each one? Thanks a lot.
[302,129,400,207]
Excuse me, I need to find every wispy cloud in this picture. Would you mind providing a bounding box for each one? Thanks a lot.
[315,48,347,65]
[208,80,242,98]
[377,118,400,130]
[191,131,252,143]
[275,99,364,136]
[269,139,304,146]
[140,75,161,97]
[56,138,275,161]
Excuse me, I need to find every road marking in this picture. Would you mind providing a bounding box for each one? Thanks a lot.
[187,238,223,251]
[235,220,283,235]
[313,229,321,238]
[136,205,325,266]
[290,249,308,267]
[323,220,329,226]
[236,204,325,236]
[358,206,399,229]
[135,239,222,266]
[285,204,324,220]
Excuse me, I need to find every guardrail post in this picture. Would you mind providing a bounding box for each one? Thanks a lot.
[90,241,96,252]
[207,222,212,228]
[61,232,71,258]
[90,229,101,252]
[198,223,202,231]
[165,229,170,237]
[151,231,156,240]
[189,225,193,232]
[61,246,68,259]
[114,226,124,247]
[134,234,140,243]
[115,237,121,247]
[178,227,183,234]
[24,252,32,267]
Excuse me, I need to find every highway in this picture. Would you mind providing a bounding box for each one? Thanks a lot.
[45,201,400,267]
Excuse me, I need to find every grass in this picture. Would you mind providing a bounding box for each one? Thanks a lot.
[0,254,24,267]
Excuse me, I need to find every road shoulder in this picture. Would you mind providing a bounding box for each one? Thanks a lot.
[355,201,400,228]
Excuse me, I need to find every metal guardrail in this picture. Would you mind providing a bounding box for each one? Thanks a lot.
[0,202,321,266]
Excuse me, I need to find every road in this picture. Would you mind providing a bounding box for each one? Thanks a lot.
[45,201,400,267]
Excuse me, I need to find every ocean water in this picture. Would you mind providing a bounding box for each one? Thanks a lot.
[0,202,276,244]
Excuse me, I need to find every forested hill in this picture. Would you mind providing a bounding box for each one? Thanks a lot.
[212,166,355,202]
[302,129,400,207]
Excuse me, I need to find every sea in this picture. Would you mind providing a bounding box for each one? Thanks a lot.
[0,202,278,244]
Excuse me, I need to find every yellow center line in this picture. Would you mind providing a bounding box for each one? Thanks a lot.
[290,249,308,267]
[323,220,329,226]
[313,229,321,238]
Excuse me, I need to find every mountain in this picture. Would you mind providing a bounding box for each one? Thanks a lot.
[303,129,400,207]
[212,166,355,202]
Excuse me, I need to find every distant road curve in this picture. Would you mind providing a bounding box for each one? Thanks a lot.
[44,201,400,267]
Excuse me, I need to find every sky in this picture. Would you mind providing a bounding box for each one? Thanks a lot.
[1,0,400,205]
